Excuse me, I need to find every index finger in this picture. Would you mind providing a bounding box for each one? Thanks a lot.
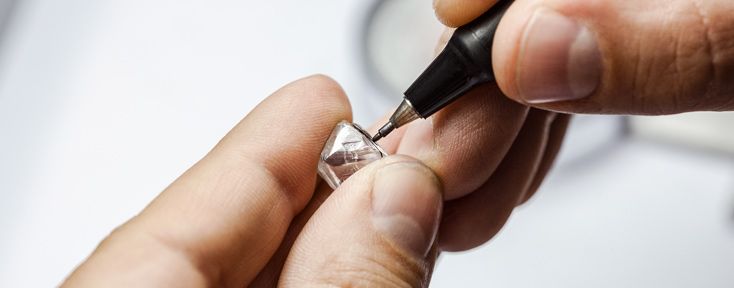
[63,75,352,287]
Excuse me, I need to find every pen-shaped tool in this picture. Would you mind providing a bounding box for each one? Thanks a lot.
[372,0,513,142]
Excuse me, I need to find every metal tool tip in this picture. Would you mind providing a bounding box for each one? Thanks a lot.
[371,133,383,142]
[372,121,395,142]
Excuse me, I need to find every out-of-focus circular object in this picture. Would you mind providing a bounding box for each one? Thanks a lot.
[362,0,445,99]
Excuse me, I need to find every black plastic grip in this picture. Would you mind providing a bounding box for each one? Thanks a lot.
[403,0,513,118]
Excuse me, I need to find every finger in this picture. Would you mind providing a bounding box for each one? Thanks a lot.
[433,0,499,27]
[279,156,443,287]
[384,28,527,202]
[397,83,528,200]
[249,181,333,286]
[439,109,555,251]
[521,113,570,204]
[493,0,734,114]
[63,75,352,287]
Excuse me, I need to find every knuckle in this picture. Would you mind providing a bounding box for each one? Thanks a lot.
[660,0,734,112]
[696,0,734,110]
[674,0,718,111]
[626,0,722,113]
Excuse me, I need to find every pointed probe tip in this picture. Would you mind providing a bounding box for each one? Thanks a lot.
[371,133,383,142]
[372,121,395,143]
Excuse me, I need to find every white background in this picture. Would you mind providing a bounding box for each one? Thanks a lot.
[1,0,733,287]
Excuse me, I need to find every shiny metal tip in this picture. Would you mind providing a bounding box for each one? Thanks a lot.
[371,133,383,142]
[372,121,395,142]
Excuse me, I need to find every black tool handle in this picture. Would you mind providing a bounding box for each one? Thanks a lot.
[403,0,513,118]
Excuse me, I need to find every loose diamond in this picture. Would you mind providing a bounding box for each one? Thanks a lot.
[317,121,387,189]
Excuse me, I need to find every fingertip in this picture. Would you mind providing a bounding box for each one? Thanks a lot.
[279,155,441,287]
[314,154,444,257]
[214,73,355,212]
[434,0,499,27]
[234,75,352,146]
[274,74,353,127]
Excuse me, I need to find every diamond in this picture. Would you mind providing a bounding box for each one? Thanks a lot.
[318,121,387,189]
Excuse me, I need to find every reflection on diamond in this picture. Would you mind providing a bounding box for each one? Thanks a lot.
[318,121,387,189]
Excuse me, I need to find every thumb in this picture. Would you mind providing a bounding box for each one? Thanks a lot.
[278,156,443,287]
[492,0,734,114]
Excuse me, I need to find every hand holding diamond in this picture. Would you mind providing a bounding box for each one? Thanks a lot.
[63,68,565,286]
[63,76,443,287]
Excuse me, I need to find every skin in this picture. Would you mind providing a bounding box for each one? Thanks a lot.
[64,75,442,287]
[65,0,734,286]
[438,0,734,113]
[63,74,562,287]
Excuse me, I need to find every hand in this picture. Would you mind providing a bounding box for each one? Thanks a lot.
[367,91,568,252]
[64,71,562,288]
[435,0,734,113]
[364,1,576,252]
[63,75,444,287]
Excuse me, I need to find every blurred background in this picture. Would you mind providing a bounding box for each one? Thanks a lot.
[1,0,733,287]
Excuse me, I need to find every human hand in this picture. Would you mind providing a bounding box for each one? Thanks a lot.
[63,75,443,287]
[364,2,575,252]
[367,80,568,252]
[435,0,734,114]
[413,0,734,252]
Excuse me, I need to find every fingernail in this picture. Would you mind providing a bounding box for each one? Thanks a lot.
[516,8,602,104]
[372,162,442,257]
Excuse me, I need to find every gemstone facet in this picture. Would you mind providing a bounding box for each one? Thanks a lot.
[317,121,387,189]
